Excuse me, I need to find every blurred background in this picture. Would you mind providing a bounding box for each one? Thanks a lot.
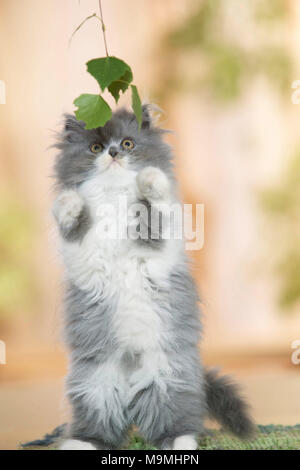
[0,0,300,449]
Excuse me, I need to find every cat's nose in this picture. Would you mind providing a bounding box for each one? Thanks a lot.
[108,146,119,158]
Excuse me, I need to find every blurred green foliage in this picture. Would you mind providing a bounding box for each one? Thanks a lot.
[159,0,291,102]
[255,0,287,23]
[158,0,298,313]
[0,194,36,318]
[261,152,300,310]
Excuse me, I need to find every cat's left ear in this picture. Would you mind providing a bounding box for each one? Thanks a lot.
[141,104,152,129]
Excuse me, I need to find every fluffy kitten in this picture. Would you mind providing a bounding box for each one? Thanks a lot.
[51,106,253,450]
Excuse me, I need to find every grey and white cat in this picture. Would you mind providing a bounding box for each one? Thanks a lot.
[52,106,254,450]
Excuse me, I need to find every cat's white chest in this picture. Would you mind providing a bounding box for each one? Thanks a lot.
[62,181,134,301]
[61,175,171,353]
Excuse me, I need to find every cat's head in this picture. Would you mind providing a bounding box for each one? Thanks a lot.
[54,105,173,188]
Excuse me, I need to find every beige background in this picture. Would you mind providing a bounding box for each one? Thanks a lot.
[0,0,299,449]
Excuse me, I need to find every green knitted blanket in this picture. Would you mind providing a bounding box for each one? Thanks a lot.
[22,425,300,450]
[128,425,300,450]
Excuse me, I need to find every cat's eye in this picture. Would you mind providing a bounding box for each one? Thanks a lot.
[121,138,135,150]
[90,143,103,154]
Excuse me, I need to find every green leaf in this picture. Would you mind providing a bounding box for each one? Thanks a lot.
[108,69,133,103]
[87,57,131,92]
[131,85,142,128]
[73,94,112,129]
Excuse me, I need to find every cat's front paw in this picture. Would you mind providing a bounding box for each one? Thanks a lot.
[136,167,170,202]
[52,190,84,233]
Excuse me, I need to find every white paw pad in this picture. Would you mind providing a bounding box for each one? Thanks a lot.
[137,167,170,202]
[53,190,83,230]
[172,434,198,450]
[58,439,97,450]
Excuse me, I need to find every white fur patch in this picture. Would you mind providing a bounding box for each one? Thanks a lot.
[58,165,183,414]
[53,190,84,231]
[58,439,96,450]
[136,166,170,202]
[173,434,198,450]
[68,357,128,427]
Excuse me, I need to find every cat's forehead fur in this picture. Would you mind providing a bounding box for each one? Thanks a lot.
[60,106,161,146]
[54,106,174,188]
[95,108,149,144]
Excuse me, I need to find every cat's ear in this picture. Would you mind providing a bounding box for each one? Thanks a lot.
[141,104,164,130]
[141,104,152,129]
[64,114,85,142]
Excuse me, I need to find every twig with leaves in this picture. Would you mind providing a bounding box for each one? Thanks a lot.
[71,0,142,129]
[98,0,109,57]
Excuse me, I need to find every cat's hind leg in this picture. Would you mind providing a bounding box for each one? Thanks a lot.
[171,434,198,450]
[128,377,204,450]
[58,439,97,450]
[161,434,198,450]
[62,359,129,450]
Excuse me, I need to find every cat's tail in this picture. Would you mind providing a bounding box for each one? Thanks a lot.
[204,368,255,439]
[20,424,67,448]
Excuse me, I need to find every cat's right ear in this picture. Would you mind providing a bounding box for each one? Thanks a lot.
[64,114,85,143]
[141,104,164,130]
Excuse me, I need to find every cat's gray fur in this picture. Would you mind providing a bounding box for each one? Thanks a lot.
[50,106,254,450]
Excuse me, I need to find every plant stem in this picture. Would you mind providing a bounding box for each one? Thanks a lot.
[99,0,109,57]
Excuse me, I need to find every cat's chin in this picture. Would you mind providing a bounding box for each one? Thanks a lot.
[109,161,125,171]
[105,161,126,176]
[94,163,136,190]
[98,158,127,175]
